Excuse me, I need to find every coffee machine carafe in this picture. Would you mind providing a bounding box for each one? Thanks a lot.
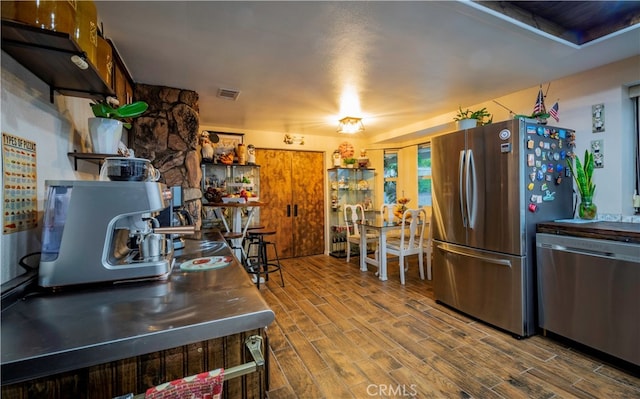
[39,180,176,287]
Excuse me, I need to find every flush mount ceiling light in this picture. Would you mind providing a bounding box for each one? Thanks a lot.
[337,116,364,134]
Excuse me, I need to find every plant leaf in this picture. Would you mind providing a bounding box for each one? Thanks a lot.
[112,102,148,119]
[91,103,115,118]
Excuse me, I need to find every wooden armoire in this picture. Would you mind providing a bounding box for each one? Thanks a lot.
[255,149,324,258]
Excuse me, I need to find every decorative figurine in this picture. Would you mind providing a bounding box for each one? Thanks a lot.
[201,131,215,162]
[332,150,341,167]
[247,144,256,164]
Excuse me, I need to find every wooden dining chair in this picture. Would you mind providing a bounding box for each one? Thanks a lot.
[385,208,427,284]
[343,204,377,263]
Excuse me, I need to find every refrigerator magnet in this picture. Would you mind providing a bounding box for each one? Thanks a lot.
[543,190,556,201]
[527,154,535,166]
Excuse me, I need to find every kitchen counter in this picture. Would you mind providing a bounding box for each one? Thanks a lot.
[537,220,640,244]
[1,231,275,385]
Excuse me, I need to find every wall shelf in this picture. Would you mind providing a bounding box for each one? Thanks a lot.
[1,19,114,102]
[67,152,118,173]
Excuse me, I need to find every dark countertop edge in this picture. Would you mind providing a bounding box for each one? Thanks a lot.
[537,221,640,244]
[1,309,274,385]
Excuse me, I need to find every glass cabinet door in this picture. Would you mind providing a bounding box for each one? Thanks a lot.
[328,167,375,257]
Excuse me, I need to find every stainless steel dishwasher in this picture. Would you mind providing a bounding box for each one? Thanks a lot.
[536,233,640,366]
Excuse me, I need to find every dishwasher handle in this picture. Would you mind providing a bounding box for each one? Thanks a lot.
[537,243,638,262]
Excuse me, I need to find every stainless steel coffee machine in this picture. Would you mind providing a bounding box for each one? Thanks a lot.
[38,180,182,287]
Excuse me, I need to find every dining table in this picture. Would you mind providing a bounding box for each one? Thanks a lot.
[206,200,266,259]
[356,215,409,281]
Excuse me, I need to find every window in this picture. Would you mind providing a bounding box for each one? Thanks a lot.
[630,84,640,210]
[418,144,432,207]
[383,150,398,204]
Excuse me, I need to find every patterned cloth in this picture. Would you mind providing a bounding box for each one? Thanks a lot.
[145,368,224,399]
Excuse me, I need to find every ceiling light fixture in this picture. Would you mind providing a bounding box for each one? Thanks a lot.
[337,116,364,134]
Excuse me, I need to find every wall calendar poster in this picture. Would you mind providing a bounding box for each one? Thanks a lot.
[2,132,38,234]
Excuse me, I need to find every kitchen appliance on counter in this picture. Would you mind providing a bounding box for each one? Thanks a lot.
[38,180,181,287]
[157,186,194,250]
[431,118,575,337]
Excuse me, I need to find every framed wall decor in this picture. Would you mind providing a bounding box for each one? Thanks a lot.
[591,139,604,168]
[592,103,605,133]
[213,132,244,155]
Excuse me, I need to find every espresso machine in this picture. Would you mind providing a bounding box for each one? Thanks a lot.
[157,186,194,250]
[38,180,191,287]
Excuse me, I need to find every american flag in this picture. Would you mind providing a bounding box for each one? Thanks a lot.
[533,87,546,115]
[549,101,559,122]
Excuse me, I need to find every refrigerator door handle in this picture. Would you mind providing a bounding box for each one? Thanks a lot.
[466,149,478,229]
[459,150,467,227]
[436,242,513,267]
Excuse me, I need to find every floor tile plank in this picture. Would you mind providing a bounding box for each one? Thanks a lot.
[260,255,640,398]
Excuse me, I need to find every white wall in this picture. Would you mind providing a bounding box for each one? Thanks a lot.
[381,56,640,218]
[1,54,96,283]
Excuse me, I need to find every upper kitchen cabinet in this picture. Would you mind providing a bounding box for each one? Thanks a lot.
[108,39,134,106]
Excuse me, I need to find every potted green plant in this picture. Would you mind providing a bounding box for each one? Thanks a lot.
[453,106,493,129]
[89,97,148,154]
[343,158,357,168]
[567,150,597,219]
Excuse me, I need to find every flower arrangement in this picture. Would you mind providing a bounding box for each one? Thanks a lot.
[394,197,411,220]
[91,96,149,129]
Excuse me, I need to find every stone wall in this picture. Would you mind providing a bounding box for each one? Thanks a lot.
[131,84,203,229]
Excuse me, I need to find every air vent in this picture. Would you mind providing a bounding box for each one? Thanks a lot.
[217,88,240,101]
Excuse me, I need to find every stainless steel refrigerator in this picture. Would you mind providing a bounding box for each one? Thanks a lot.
[431,118,575,338]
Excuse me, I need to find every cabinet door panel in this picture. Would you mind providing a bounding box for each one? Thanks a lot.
[256,149,294,258]
[292,152,325,256]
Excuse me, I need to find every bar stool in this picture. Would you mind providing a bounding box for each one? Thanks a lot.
[221,231,247,265]
[245,229,284,289]
[243,224,265,256]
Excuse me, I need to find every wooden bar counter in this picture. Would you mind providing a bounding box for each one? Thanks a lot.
[1,231,274,399]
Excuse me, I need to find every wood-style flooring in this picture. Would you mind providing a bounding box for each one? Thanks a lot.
[259,254,640,399]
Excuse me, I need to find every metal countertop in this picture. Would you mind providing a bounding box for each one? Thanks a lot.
[1,233,275,385]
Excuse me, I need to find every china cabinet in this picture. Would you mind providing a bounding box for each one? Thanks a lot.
[328,167,376,257]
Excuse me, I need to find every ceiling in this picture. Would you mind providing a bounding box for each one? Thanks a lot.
[94,1,640,143]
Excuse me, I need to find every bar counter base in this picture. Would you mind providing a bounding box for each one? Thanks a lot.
[1,328,268,399]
